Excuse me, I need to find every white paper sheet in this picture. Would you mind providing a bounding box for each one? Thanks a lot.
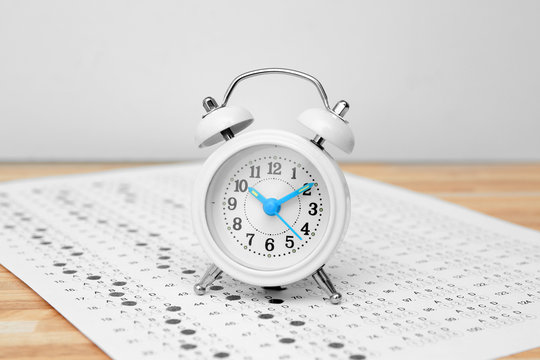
[1,164,539,360]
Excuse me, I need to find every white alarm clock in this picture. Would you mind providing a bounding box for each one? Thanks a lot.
[192,68,354,304]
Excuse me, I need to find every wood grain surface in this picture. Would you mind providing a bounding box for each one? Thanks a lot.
[1,163,539,360]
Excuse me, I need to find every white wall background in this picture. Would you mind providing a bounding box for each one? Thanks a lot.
[0,0,539,162]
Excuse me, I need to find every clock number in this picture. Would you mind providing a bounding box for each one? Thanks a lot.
[228,197,237,210]
[234,179,248,192]
[285,235,294,248]
[308,202,318,215]
[232,217,242,230]
[249,166,260,178]
[302,183,312,196]
[301,222,310,236]
[267,162,282,175]
[291,167,297,179]
[265,238,274,251]
[246,233,254,246]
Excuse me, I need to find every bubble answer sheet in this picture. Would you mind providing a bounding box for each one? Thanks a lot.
[1,164,540,360]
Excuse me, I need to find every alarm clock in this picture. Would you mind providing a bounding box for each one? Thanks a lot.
[192,68,354,304]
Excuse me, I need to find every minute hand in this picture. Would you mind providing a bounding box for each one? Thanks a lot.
[277,183,314,205]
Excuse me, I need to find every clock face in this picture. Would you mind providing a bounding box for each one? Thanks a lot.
[205,144,331,271]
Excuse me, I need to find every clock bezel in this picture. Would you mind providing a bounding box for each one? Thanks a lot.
[192,129,350,286]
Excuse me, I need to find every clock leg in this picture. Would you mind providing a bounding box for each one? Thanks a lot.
[312,267,342,305]
[194,264,222,295]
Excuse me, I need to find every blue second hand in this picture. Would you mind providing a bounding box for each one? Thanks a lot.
[275,213,302,240]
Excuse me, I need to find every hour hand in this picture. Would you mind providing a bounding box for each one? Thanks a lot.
[247,187,267,204]
[277,183,314,205]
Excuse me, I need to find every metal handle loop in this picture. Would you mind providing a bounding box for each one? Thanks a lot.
[221,68,331,110]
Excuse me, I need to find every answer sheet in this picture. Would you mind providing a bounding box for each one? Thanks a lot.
[1,164,539,360]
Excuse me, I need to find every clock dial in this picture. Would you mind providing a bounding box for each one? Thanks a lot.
[205,144,330,271]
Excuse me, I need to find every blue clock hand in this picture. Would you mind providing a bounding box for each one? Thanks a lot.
[277,183,314,205]
[275,213,302,240]
[247,187,267,204]
[248,187,285,216]
[248,183,302,240]
[248,186,302,239]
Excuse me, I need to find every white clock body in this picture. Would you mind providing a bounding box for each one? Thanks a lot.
[192,129,350,286]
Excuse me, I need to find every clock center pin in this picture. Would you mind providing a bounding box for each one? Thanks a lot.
[263,198,281,216]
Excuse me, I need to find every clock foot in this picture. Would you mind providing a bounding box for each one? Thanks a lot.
[194,264,222,295]
[312,267,342,305]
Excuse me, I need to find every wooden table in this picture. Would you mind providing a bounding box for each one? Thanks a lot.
[1,163,539,359]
